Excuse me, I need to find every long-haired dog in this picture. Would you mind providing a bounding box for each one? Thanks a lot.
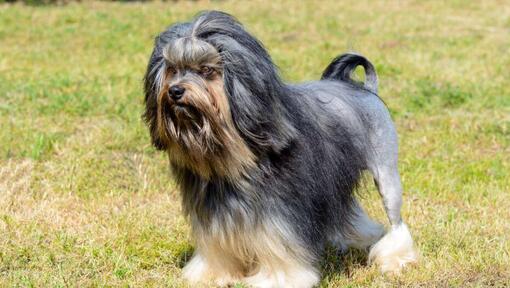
[143,11,417,287]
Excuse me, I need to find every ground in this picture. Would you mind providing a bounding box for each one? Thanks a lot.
[0,1,509,287]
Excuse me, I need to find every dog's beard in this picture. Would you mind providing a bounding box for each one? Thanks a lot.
[156,79,255,180]
[162,100,210,152]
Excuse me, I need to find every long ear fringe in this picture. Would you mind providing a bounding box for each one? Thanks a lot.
[143,22,195,150]
[143,37,168,150]
[193,11,297,154]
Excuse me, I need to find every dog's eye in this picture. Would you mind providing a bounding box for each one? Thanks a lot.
[200,66,213,77]
[167,66,177,75]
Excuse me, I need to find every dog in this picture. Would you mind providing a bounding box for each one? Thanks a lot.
[143,11,417,288]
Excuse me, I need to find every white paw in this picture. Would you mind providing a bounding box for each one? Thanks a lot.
[182,254,209,284]
[243,266,319,288]
[182,253,238,286]
[368,223,418,273]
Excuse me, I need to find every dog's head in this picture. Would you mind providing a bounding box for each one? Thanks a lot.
[143,11,296,179]
[152,36,229,158]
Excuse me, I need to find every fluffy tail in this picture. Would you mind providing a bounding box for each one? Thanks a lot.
[321,53,378,95]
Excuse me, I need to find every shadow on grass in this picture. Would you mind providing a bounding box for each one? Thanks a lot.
[176,245,195,269]
[177,244,369,282]
[321,246,369,281]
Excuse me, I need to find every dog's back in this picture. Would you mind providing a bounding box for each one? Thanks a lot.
[290,53,395,169]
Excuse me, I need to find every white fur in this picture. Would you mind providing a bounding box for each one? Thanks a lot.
[182,253,210,284]
[368,223,418,273]
[182,252,238,286]
[243,266,320,288]
[182,216,319,287]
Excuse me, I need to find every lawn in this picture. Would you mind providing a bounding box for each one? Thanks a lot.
[0,0,509,287]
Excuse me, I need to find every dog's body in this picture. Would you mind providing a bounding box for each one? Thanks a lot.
[144,11,417,287]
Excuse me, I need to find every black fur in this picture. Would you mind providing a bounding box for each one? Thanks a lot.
[322,52,378,95]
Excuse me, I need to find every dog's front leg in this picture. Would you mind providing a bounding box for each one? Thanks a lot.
[182,250,240,286]
[243,263,319,288]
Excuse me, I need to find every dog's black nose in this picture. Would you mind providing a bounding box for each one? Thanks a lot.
[169,85,185,100]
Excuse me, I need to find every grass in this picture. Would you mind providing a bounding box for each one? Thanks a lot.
[0,0,509,287]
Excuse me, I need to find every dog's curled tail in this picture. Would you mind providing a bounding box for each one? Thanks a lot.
[321,53,378,95]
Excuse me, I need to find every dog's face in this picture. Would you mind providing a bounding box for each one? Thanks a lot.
[156,38,227,154]
[148,37,255,179]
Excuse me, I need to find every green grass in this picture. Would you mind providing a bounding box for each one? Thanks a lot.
[0,1,509,287]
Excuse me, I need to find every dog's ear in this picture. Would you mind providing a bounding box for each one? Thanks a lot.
[143,36,167,151]
[193,11,297,154]
[222,65,296,154]
[143,81,167,151]
[143,25,194,151]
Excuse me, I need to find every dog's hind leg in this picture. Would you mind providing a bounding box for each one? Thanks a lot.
[368,165,418,273]
[366,123,418,273]
[338,202,385,251]
[322,52,417,272]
